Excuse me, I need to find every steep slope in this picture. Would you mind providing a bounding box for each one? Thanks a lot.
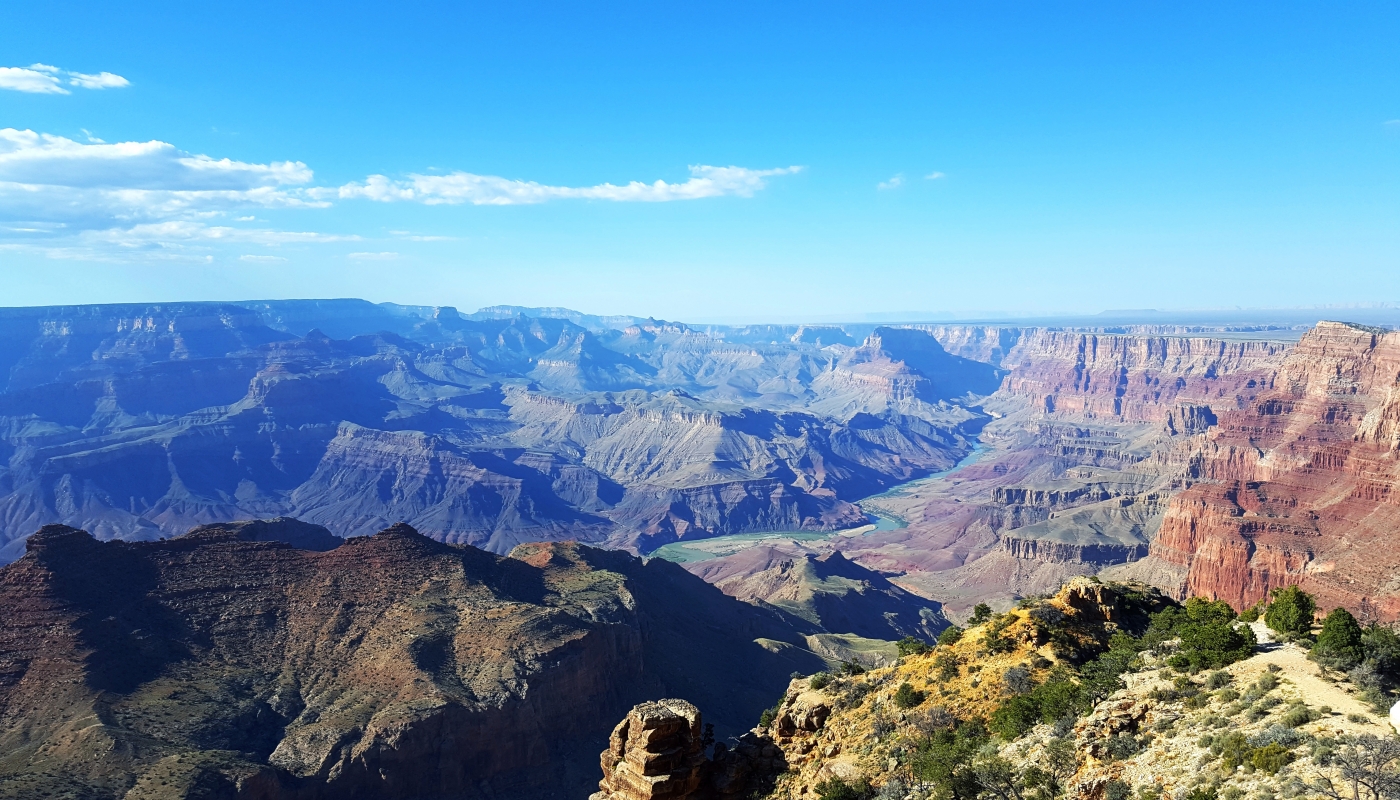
[0,520,832,800]
[686,546,949,642]
[1151,321,1400,617]
[633,580,1388,800]
[827,329,1290,616]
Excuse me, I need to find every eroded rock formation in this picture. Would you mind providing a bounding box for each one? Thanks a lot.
[591,700,788,800]
[591,700,707,800]
[1150,321,1400,617]
[0,519,831,799]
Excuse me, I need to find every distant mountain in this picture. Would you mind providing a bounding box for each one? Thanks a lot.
[0,301,991,560]
[465,304,653,333]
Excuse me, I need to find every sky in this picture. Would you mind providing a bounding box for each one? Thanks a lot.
[1,2,1398,322]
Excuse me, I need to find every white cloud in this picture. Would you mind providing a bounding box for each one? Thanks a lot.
[877,174,904,190]
[0,125,802,264]
[0,67,68,94]
[925,171,946,180]
[0,64,129,93]
[68,71,129,90]
[337,164,803,205]
[239,254,288,263]
[0,128,325,236]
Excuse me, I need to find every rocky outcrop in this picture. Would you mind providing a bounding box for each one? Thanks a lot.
[1151,321,1400,617]
[589,701,791,800]
[0,520,833,799]
[591,700,707,800]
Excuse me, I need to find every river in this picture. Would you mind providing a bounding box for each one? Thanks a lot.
[649,441,988,564]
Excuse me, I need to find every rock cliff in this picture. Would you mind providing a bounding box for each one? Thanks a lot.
[1151,321,1400,617]
[0,519,834,799]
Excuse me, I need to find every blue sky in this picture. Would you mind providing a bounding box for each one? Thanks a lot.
[2,2,1398,322]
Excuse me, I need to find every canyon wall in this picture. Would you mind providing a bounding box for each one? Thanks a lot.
[0,520,830,799]
[1151,321,1400,617]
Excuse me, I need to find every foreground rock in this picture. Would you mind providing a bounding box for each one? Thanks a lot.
[592,700,707,800]
[591,700,787,800]
[0,520,831,799]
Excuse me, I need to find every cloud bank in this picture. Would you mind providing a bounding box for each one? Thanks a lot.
[336,164,803,205]
[0,64,130,94]
[1,126,798,263]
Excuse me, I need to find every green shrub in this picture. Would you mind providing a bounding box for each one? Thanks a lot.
[1280,704,1316,728]
[809,672,832,690]
[982,614,1018,655]
[841,661,867,676]
[1312,607,1365,668]
[1348,712,1370,723]
[759,704,780,727]
[1216,689,1240,702]
[1103,779,1131,800]
[1214,732,1251,769]
[990,694,1040,739]
[894,682,926,709]
[897,636,930,657]
[1183,786,1218,800]
[1205,670,1232,689]
[1250,742,1295,774]
[1265,586,1316,638]
[815,777,871,800]
[936,625,964,647]
[935,653,960,681]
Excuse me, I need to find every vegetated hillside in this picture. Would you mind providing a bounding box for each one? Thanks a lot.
[599,579,1400,800]
[0,518,851,800]
[0,302,995,560]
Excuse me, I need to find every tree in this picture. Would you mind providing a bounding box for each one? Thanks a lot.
[897,636,930,657]
[894,682,926,709]
[937,625,965,647]
[971,754,1026,800]
[911,723,985,799]
[1265,585,1317,638]
[1169,616,1257,672]
[1305,734,1400,800]
[970,603,993,626]
[1313,608,1366,669]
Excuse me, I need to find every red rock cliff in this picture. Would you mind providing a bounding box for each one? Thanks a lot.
[1151,321,1400,617]
[999,330,1289,424]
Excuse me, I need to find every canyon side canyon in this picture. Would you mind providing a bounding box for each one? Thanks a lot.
[5,301,1400,798]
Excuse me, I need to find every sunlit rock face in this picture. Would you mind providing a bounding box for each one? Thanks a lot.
[1151,321,1400,617]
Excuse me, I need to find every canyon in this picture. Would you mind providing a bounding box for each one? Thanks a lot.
[0,301,987,561]
[10,301,1400,797]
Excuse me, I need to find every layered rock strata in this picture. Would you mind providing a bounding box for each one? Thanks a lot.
[1151,321,1400,617]
[591,700,707,800]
